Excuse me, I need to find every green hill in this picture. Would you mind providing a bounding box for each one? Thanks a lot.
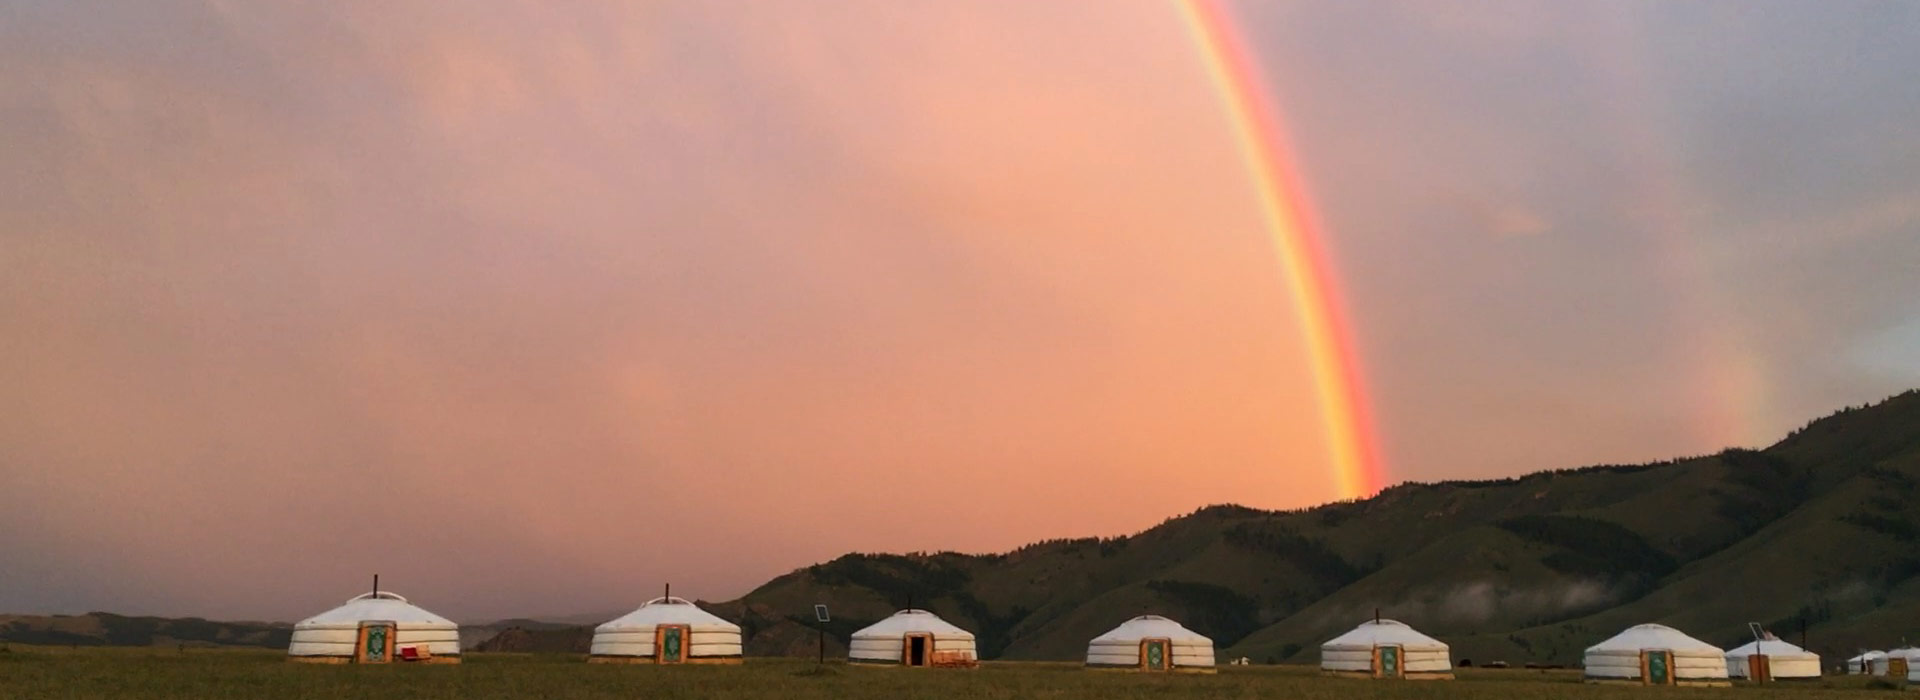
[717,389,1920,666]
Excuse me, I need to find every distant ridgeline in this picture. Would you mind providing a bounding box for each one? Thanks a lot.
[708,389,1920,666]
[9,389,1919,667]
[0,613,290,648]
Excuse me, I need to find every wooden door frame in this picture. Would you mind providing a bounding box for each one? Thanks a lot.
[354,621,396,665]
[1139,637,1172,672]
[902,633,933,667]
[654,624,690,663]
[1640,649,1675,685]
[1372,644,1403,679]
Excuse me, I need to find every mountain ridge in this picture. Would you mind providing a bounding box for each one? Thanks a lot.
[709,389,1920,665]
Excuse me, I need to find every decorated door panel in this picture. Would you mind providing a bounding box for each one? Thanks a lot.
[1376,645,1401,678]
[656,625,688,663]
[1141,638,1170,671]
[1644,650,1673,685]
[355,622,396,664]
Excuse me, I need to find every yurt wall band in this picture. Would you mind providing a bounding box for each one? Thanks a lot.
[287,592,461,664]
[589,596,743,664]
[1084,615,1217,673]
[1319,619,1453,680]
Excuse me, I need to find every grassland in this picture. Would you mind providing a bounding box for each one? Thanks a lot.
[0,647,1909,700]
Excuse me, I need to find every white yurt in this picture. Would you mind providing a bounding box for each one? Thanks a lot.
[288,591,460,664]
[1320,619,1453,680]
[848,609,977,667]
[1846,650,1888,675]
[1899,649,1920,684]
[1084,615,1216,673]
[589,596,742,664]
[1889,647,1918,678]
[1724,635,1820,680]
[1583,624,1727,686]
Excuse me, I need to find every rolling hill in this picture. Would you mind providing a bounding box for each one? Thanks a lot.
[0,613,290,648]
[711,389,1920,666]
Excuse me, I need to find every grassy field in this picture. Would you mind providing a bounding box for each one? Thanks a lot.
[0,648,1908,700]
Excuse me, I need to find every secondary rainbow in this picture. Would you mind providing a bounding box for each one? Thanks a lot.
[1177,0,1387,499]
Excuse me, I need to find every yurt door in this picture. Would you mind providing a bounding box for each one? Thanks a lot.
[355,621,396,664]
[1892,656,1910,677]
[1375,645,1402,678]
[904,634,931,667]
[656,624,689,664]
[1643,650,1673,685]
[1141,638,1170,671]
[1748,654,1771,683]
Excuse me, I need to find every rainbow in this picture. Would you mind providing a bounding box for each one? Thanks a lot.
[1177,0,1387,499]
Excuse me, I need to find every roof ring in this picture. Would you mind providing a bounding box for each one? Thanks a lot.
[347,591,409,604]
[642,596,695,606]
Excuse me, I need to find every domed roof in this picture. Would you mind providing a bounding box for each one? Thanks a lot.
[295,592,455,630]
[1726,636,1817,660]
[1090,615,1212,644]
[1586,623,1721,654]
[850,609,974,640]
[1322,619,1447,651]
[595,596,738,632]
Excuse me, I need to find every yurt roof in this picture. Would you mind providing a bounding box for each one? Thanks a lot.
[1585,624,1721,654]
[596,596,737,632]
[1848,651,1888,662]
[295,592,455,629]
[851,609,974,639]
[1322,619,1447,651]
[1090,615,1212,644]
[1726,637,1817,660]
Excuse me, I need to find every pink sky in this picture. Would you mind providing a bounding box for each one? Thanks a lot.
[2,1,1916,621]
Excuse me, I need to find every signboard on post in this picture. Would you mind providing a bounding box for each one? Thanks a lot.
[814,604,831,665]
